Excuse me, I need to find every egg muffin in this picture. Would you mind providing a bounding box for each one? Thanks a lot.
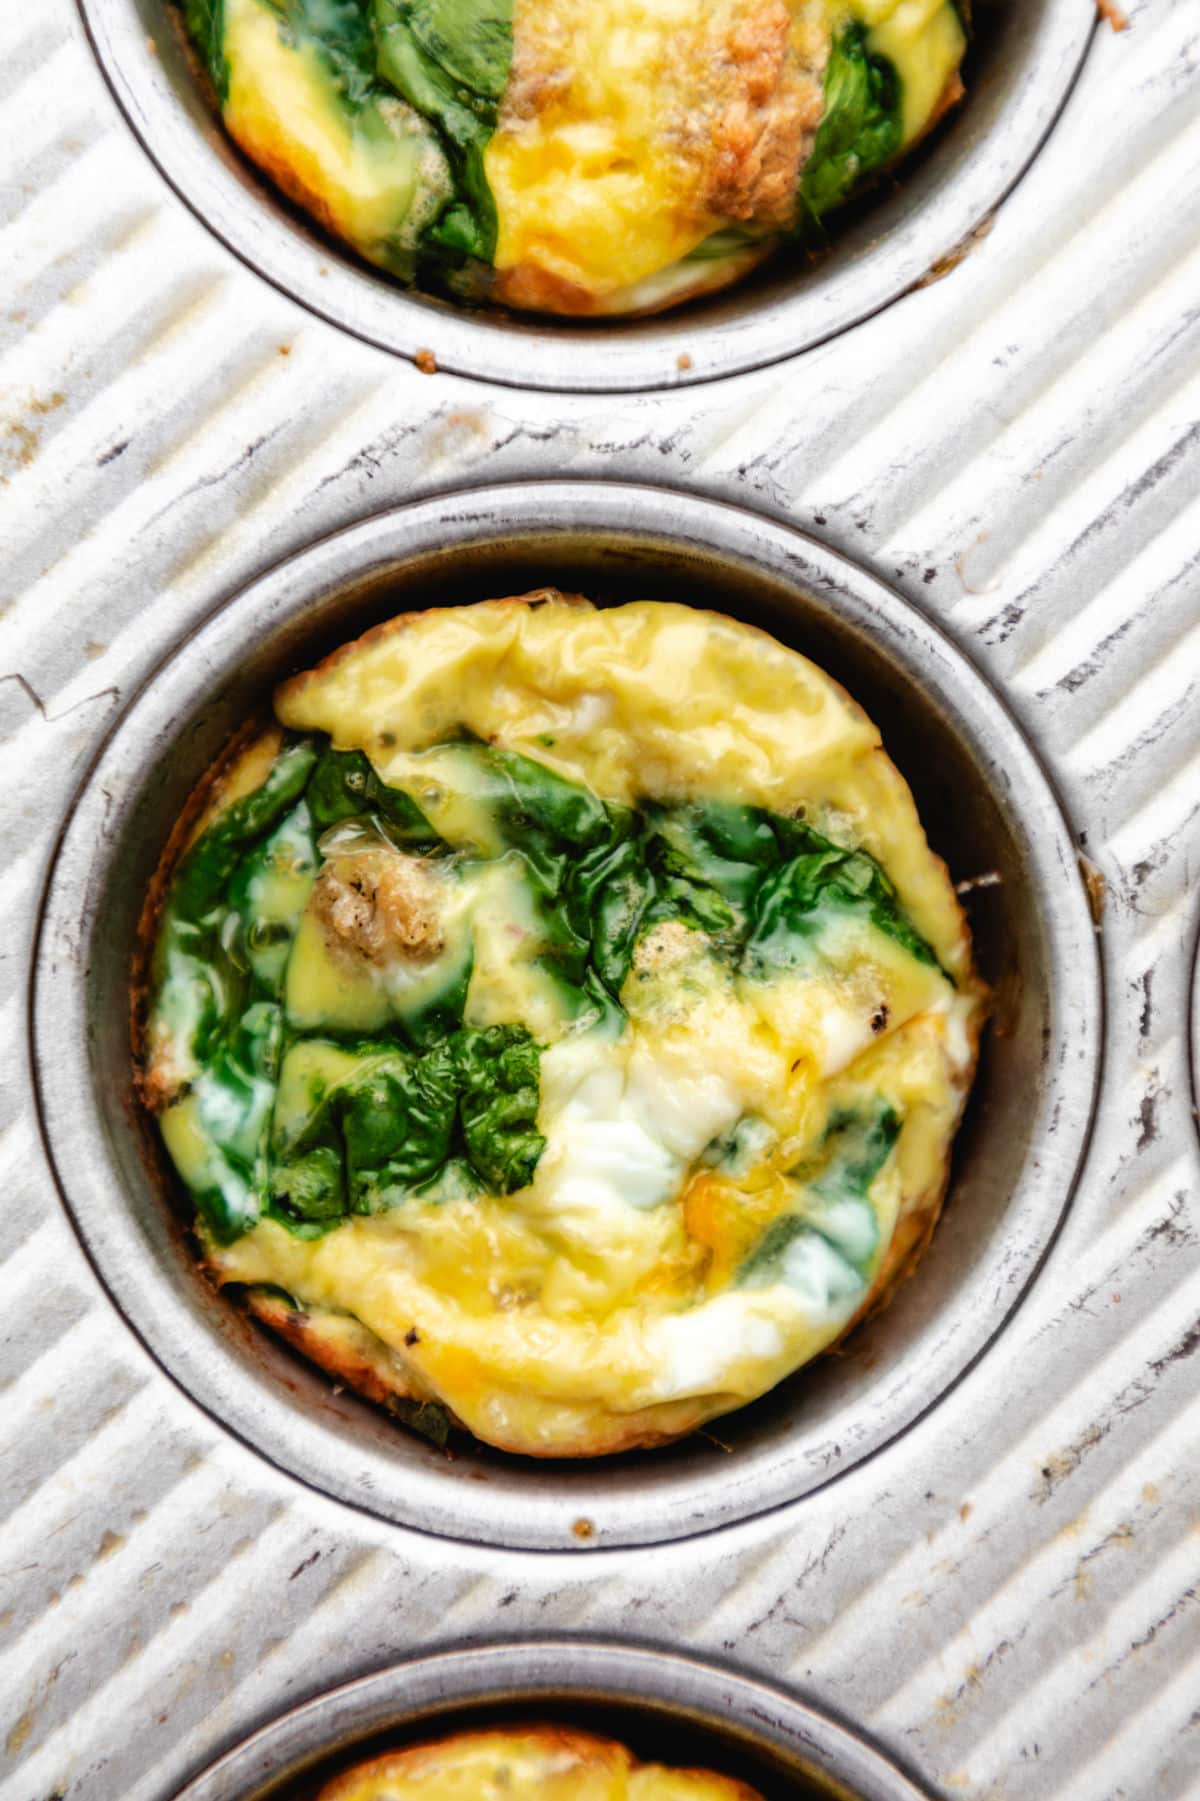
[178,0,968,315]
[138,593,984,1457]
[318,1726,766,1801]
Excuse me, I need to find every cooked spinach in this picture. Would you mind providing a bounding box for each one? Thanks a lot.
[385,1394,452,1446]
[261,0,380,110]
[374,745,941,998]
[372,0,513,261]
[185,1001,285,1243]
[267,1024,545,1231]
[306,743,438,843]
[744,835,940,976]
[798,23,903,229]
[151,738,318,1069]
[452,1023,545,1191]
[738,1099,901,1290]
[644,796,941,978]
[168,737,319,933]
[151,732,938,1247]
[180,0,510,264]
[183,0,229,96]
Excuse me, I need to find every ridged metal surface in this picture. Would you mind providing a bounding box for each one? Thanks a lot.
[1,1,1197,1797]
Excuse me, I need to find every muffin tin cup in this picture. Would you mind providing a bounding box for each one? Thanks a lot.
[169,1639,932,1800]
[76,0,1095,391]
[32,479,1102,1550]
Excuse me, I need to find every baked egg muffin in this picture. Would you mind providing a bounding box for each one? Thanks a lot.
[138,593,984,1457]
[178,0,968,315]
[317,1726,766,1801]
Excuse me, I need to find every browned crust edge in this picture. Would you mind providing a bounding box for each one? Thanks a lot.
[491,245,772,320]
[243,1286,712,1459]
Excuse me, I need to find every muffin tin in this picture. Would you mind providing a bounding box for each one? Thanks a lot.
[75,0,1095,389]
[33,482,1099,1550]
[169,1642,931,1800]
[7,2,1200,1797]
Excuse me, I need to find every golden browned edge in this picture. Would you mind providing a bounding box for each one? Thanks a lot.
[491,245,773,320]
[143,586,986,1458]
[316,1723,766,1801]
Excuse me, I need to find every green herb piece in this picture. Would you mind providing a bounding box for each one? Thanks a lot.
[453,1023,545,1192]
[373,0,513,262]
[307,744,438,842]
[738,1099,900,1293]
[183,1001,284,1243]
[265,1023,545,1235]
[263,0,379,111]
[745,836,940,976]
[182,0,229,96]
[385,1394,452,1447]
[799,23,902,228]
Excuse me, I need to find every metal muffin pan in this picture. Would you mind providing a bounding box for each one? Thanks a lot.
[33,479,1101,1552]
[170,1640,931,1800]
[74,0,1094,391]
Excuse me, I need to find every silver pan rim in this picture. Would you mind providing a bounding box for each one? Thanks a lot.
[74,0,1095,393]
[168,1638,934,1800]
[31,478,1103,1551]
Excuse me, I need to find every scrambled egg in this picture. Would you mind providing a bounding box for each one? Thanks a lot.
[143,595,984,1457]
[185,0,967,312]
[319,1726,766,1801]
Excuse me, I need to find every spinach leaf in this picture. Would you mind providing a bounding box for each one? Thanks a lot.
[385,1394,452,1446]
[453,1023,545,1192]
[306,743,438,843]
[269,1144,347,1229]
[170,737,319,927]
[577,836,656,993]
[186,1001,283,1243]
[799,23,902,228]
[152,740,319,1069]
[260,0,380,111]
[372,0,513,261]
[182,0,229,97]
[341,1047,461,1207]
[745,835,940,976]
[738,1099,900,1291]
[266,1022,545,1234]
[482,743,613,873]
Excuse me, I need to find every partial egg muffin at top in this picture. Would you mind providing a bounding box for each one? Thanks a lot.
[318,1726,767,1801]
[178,0,969,314]
[138,593,985,1457]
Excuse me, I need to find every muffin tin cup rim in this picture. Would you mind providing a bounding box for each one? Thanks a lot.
[31,478,1104,1551]
[168,1637,935,1801]
[75,0,1096,392]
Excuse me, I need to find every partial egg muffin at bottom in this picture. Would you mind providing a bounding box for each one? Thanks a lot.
[177,0,969,314]
[138,593,985,1457]
[317,1726,766,1801]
